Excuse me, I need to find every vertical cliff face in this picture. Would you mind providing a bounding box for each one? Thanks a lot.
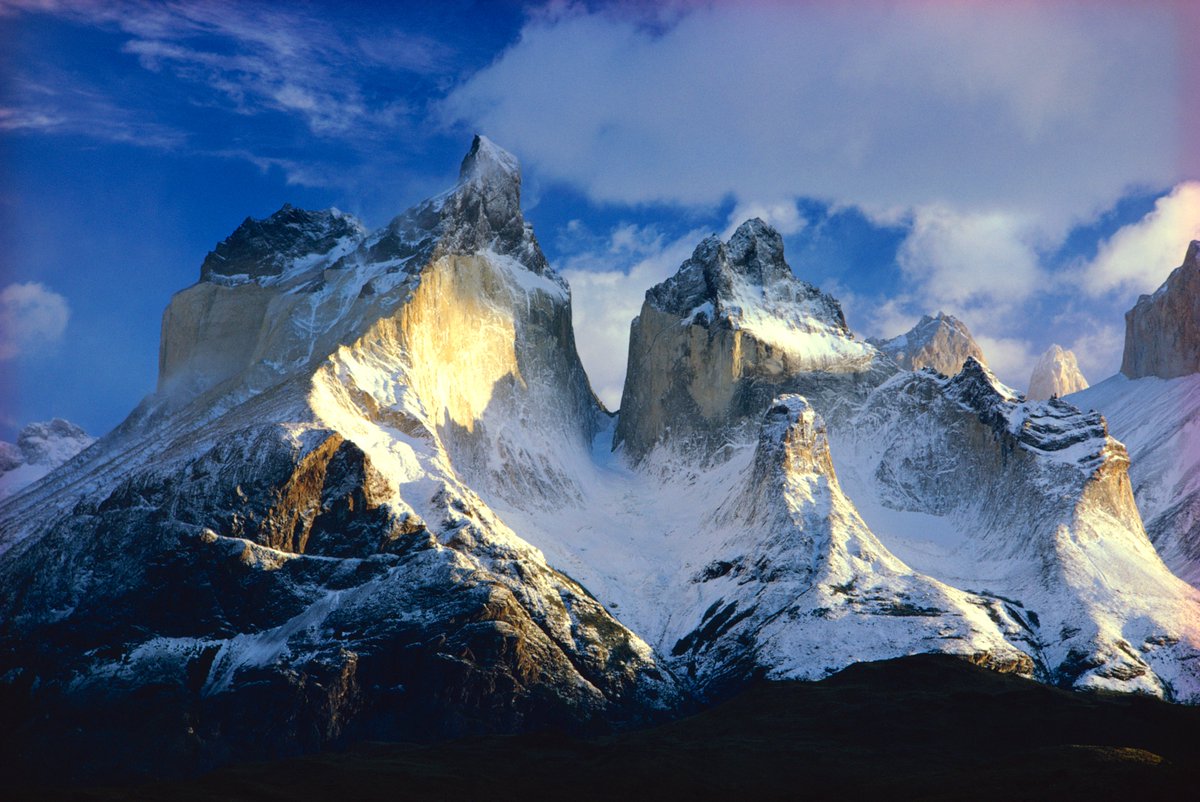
[613,219,889,463]
[869,312,987,376]
[0,137,674,785]
[1028,344,1089,400]
[1122,241,1200,380]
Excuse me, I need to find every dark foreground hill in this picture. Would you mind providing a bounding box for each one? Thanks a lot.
[34,654,1200,801]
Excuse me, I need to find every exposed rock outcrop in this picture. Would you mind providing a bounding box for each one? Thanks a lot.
[614,219,889,462]
[832,357,1200,698]
[0,137,671,785]
[1028,344,1089,400]
[1121,241,1200,379]
[869,312,986,376]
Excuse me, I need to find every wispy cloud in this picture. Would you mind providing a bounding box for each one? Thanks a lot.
[1,0,451,148]
[0,76,187,147]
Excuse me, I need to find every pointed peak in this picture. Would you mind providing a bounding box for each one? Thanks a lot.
[950,356,1020,403]
[459,134,520,185]
[1187,239,1200,265]
[727,218,787,279]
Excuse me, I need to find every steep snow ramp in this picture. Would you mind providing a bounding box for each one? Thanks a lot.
[1071,373,1200,587]
[833,358,1200,700]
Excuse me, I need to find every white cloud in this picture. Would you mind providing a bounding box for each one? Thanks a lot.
[442,2,1179,229]
[1066,324,1124,384]
[1082,181,1200,297]
[897,206,1044,313]
[724,200,806,238]
[561,224,707,408]
[0,282,70,360]
[972,333,1038,391]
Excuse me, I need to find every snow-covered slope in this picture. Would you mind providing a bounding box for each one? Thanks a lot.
[4,137,1200,785]
[0,419,94,500]
[832,359,1200,698]
[1071,374,1200,587]
[1028,344,1089,400]
[0,137,675,782]
[869,312,985,376]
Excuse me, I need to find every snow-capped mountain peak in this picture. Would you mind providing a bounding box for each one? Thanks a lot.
[200,204,366,285]
[458,133,521,186]
[616,219,885,461]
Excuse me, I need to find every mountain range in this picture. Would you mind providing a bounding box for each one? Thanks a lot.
[2,137,1199,785]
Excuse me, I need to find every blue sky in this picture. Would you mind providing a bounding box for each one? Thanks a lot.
[1,0,1197,439]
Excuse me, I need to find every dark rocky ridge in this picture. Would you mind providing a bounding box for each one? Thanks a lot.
[200,205,365,282]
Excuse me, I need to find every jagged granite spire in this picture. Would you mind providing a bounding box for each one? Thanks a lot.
[615,220,885,461]
[356,134,555,281]
[1122,240,1200,379]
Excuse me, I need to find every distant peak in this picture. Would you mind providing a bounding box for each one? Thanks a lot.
[459,134,520,185]
[872,311,984,376]
[1028,344,1088,400]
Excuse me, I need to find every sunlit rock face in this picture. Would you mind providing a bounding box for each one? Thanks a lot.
[1028,344,1089,400]
[614,219,890,463]
[0,419,94,500]
[869,312,986,377]
[1122,241,1200,380]
[6,135,1200,789]
[0,137,673,785]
